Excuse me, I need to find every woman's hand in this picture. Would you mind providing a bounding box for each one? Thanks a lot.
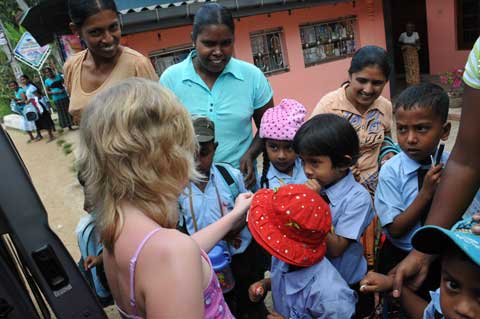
[234,192,253,214]
[240,153,257,189]
[230,192,253,230]
[360,271,394,293]
[389,249,435,298]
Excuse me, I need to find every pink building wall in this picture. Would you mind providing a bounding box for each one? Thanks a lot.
[122,0,388,114]
[426,0,470,74]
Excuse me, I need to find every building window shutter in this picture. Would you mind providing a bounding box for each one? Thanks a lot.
[300,16,357,67]
[250,28,289,76]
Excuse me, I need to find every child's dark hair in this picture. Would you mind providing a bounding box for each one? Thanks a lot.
[192,3,234,42]
[348,45,391,79]
[260,144,270,189]
[68,0,118,28]
[294,114,360,168]
[394,83,449,123]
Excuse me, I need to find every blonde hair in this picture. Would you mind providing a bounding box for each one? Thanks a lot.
[77,78,198,251]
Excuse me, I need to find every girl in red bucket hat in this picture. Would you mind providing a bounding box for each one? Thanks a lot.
[247,184,356,318]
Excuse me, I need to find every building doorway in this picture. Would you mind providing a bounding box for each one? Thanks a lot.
[383,0,430,97]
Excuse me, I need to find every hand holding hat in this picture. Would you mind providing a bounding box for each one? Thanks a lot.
[228,192,253,231]
[248,184,331,267]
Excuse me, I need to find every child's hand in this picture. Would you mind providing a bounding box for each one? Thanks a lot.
[83,254,103,271]
[305,179,321,193]
[420,164,443,200]
[359,271,394,293]
[248,280,267,302]
[267,311,285,319]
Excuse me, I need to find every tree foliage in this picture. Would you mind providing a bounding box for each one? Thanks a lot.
[0,0,38,117]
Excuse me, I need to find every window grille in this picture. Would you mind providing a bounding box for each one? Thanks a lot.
[300,17,357,67]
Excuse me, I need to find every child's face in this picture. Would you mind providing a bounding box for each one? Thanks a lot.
[301,154,347,187]
[9,82,18,91]
[440,249,480,319]
[195,141,217,177]
[396,106,450,163]
[265,139,297,175]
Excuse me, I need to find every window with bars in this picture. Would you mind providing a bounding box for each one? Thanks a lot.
[300,17,357,67]
[250,28,289,76]
[149,44,193,76]
[457,0,480,50]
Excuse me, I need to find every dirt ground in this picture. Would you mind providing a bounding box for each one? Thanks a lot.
[4,107,461,318]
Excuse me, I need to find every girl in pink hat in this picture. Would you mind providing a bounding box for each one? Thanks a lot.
[258,99,308,190]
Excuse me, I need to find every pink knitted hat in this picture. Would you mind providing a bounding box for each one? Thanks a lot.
[259,99,307,141]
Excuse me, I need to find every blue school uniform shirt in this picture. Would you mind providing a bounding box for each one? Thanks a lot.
[178,164,251,255]
[258,157,307,189]
[160,50,273,169]
[270,256,356,319]
[375,151,449,251]
[423,289,443,319]
[324,171,374,284]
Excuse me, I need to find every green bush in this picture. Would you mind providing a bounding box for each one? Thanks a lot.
[0,97,12,119]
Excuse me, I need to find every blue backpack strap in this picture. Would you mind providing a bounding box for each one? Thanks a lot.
[215,163,240,199]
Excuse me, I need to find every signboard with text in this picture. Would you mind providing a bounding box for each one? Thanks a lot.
[14,32,50,70]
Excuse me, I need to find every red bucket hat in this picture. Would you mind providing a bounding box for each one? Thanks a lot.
[248,184,332,267]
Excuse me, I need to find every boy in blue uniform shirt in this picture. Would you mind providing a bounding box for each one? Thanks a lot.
[360,218,480,319]
[178,116,266,318]
[375,84,451,301]
[248,184,356,319]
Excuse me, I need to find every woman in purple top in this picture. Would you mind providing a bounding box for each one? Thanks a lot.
[78,77,251,318]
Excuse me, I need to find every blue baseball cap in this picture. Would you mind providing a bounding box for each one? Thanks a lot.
[412,218,480,267]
